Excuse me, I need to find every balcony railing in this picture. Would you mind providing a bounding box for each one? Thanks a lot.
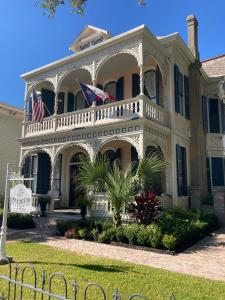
[23,96,168,138]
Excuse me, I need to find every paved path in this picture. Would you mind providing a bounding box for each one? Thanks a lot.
[7,216,225,282]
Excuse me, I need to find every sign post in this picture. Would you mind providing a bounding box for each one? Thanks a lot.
[0,164,12,263]
[0,164,34,264]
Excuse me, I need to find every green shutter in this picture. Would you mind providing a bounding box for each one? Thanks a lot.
[174,65,180,113]
[211,157,224,186]
[176,144,183,196]
[116,77,124,101]
[184,76,190,119]
[41,89,55,117]
[67,92,75,112]
[36,153,51,194]
[181,147,188,196]
[132,74,140,97]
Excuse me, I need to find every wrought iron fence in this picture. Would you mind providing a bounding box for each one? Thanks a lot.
[0,256,175,300]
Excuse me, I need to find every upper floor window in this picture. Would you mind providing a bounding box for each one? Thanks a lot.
[174,64,190,119]
[104,77,124,102]
[75,91,88,110]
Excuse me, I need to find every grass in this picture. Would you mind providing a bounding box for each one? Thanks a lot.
[0,241,225,299]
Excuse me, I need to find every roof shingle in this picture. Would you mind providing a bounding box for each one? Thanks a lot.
[202,54,225,77]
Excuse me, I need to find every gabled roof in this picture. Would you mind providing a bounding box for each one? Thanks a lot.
[202,54,225,77]
[0,102,23,119]
[69,25,112,52]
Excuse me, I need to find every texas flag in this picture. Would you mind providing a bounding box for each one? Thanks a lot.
[79,83,115,106]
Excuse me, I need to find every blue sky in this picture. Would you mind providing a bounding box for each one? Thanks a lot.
[0,0,225,108]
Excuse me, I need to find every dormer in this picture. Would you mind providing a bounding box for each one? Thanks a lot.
[69,25,112,52]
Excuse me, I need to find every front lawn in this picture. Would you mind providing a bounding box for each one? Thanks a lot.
[0,241,225,299]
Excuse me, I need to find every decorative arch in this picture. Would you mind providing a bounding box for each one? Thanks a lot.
[20,147,53,168]
[94,136,140,161]
[26,79,55,102]
[57,67,92,91]
[53,142,92,166]
[144,53,167,86]
[95,51,139,81]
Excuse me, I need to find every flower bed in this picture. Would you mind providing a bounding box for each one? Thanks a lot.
[56,208,219,252]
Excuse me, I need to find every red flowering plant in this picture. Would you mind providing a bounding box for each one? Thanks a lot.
[129,192,160,225]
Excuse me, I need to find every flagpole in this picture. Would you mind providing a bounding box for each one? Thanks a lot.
[42,102,52,117]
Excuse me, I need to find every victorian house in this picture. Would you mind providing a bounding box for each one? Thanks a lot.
[19,16,225,221]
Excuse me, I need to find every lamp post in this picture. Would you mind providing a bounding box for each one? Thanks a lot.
[0,163,13,264]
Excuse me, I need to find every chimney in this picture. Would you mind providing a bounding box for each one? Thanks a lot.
[186,14,199,60]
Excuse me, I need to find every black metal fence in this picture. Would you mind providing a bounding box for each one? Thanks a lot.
[0,256,176,300]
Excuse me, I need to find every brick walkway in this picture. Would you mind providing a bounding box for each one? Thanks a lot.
[7,215,225,282]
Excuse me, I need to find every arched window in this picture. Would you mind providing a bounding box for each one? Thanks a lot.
[144,70,157,102]
[70,152,86,164]
[144,66,163,106]
[104,81,116,100]
[103,149,121,167]
[75,91,88,110]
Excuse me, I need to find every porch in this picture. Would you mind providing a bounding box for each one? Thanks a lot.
[24,95,168,137]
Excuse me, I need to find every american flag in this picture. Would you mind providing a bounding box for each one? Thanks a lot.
[31,90,45,123]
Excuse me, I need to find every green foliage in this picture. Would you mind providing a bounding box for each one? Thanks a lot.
[78,228,90,239]
[147,223,163,248]
[123,224,140,245]
[36,0,146,17]
[136,225,150,246]
[57,220,77,235]
[115,226,128,243]
[162,234,177,251]
[7,213,35,230]
[56,208,218,252]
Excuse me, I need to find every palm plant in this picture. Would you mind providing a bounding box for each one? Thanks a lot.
[77,151,165,227]
[106,164,137,226]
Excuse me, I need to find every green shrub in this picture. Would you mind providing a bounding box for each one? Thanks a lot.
[78,228,90,239]
[115,226,128,243]
[124,224,140,245]
[7,213,35,230]
[148,223,162,248]
[91,228,99,241]
[98,228,116,243]
[57,220,76,235]
[162,234,177,250]
[136,226,150,247]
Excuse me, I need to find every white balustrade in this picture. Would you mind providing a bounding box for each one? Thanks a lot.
[24,96,166,137]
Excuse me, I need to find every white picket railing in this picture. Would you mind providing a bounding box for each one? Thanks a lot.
[24,96,167,137]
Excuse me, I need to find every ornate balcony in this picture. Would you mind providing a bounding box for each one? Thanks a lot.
[23,96,168,138]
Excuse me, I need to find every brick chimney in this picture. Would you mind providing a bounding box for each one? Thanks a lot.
[186,14,199,60]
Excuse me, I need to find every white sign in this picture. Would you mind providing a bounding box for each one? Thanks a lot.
[10,183,32,214]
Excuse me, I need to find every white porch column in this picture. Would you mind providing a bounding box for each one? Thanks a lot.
[139,41,144,96]
[22,84,28,138]
[139,65,144,96]
[138,131,145,159]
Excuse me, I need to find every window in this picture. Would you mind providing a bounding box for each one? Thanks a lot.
[41,89,55,117]
[206,158,211,192]
[144,70,157,101]
[55,154,62,194]
[104,81,116,100]
[174,65,190,119]
[176,144,188,196]
[209,98,220,133]
[211,157,224,186]
[75,91,88,110]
